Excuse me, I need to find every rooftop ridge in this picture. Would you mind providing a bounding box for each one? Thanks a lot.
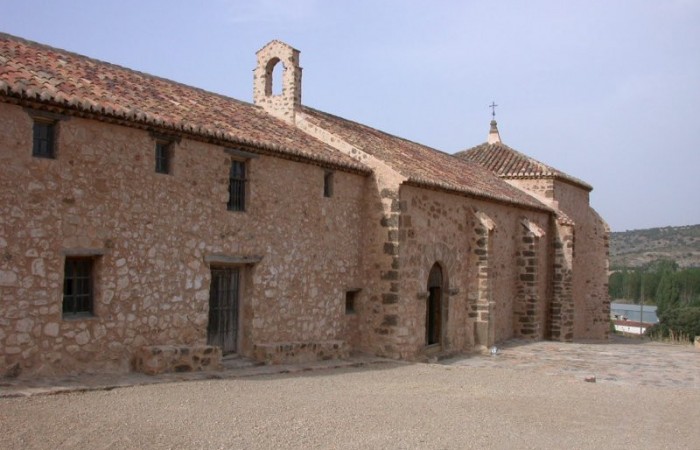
[456,141,593,191]
[302,107,551,212]
[0,32,370,174]
[0,32,257,110]
[301,105,455,158]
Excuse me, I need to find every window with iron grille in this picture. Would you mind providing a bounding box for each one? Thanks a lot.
[32,120,56,158]
[324,171,334,198]
[155,141,171,174]
[228,160,247,211]
[63,257,94,317]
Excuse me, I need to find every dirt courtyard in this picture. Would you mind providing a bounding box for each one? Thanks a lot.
[1,338,698,449]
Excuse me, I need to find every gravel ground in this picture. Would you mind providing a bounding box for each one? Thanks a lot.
[1,362,698,449]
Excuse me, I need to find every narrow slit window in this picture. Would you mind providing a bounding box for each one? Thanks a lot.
[228,160,247,211]
[345,290,358,314]
[155,141,171,174]
[32,120,56,158]
[324,171,334,198]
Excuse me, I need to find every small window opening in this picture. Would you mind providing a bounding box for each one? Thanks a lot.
[155,141,171,174]
[32,120,56,158]
[271,61,285,96]
[63,257,95,318]
[228,160,247,211]
[324,171,334,198]
[345,290,358,314]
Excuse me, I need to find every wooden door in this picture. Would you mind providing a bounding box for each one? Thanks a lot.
[207,267,239,354]
[426,263,443,346]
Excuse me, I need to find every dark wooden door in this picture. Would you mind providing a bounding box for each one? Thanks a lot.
[426,286,442,345]
[207,267,239,354]
[426,263,443,346]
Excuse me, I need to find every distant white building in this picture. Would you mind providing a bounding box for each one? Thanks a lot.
[610,302,658,335]
[610,302,658,323]
[612,320,649,335]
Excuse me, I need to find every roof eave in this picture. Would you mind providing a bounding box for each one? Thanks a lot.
[0,90,371,176]
[403,177,553,214]
[502,174,593,192]
[456,142,594,192]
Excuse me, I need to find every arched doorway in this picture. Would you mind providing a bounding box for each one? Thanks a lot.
[426,263,443,346]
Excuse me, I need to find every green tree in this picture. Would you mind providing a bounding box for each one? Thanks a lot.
[624,270,640,302]
[639,271,658,304]
[645,307,700,342]
[677,268,700,307]
[656,271,680,317]
[609,259,700,309]
[609,272,624,299]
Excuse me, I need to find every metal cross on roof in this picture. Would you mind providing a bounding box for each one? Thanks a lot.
[489,101,498,118]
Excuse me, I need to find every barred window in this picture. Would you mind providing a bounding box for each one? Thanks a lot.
[32,120,55,158]
[155,141,171,174]
[228,160,246,211]
[63,258,94,317]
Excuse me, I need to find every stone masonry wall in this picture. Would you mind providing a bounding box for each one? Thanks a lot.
[0,103,366,377]
[395,186,472,358]
[508,178,557,207]
[470,211,495,351]
[512,220,550,340]
[553,180,610,339]
[397,185,552,358]
[295,110,410,359]
[508,178,610,340]
[253,41,302,124]
[550,220,575,341]
[132,345,222,375]
[253,45,409,359]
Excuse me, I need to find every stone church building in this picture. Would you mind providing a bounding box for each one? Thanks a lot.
[0,34,609,377]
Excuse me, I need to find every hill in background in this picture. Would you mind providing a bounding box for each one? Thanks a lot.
[610,224,700,268]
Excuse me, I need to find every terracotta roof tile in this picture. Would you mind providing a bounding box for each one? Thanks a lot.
[0,33,369,174]
[455,141,592,191]
[302,107,550,211]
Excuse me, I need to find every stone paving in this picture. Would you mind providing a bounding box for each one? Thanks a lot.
[1,336,697,399]
[441,335,699,389]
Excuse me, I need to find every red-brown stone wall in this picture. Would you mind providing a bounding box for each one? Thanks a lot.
[396,185,551,358]
[552,180,610,339]
[0,103,366,376]
[506,178,609,340]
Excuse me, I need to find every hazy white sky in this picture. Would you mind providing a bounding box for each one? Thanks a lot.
[2,0,699,231]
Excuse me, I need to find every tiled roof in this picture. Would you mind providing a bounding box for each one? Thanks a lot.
[301,107,550,211]
[0,33,369,174]
[455,141,592,191]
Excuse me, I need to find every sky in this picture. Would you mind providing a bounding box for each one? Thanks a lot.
[1,0,699,231]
